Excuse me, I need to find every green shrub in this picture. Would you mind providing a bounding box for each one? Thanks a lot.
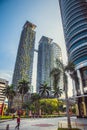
[0,116,12,119]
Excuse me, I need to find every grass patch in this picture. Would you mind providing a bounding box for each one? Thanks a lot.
[58,128,81,130]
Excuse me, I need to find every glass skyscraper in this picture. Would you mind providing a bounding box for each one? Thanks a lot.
[12,21,36,91]
[59,0,87,117]
[50,42,63,91]
[36,36,63,94]
[36,36,52,92]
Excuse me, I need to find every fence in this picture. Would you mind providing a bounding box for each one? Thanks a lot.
[58,121,87,130]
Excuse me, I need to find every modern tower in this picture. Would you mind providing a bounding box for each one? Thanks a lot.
[59,0,87,117]
[36,36,63,94]
[12,21,36,91]
[36,36,52,92]
[50,42,63,91]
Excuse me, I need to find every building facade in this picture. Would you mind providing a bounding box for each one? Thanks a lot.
[36,36,52,92]
[50,42,63,91]
[0,78,8,115]
[36,36,63,94]
[12,21,36,91]
[59,0,87,117]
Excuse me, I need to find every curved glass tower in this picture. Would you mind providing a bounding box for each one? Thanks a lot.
[59,0,87,67]
[59,0,87,117]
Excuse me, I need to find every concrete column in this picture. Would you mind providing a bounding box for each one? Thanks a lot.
[75,104,79,116]
[82,97,87,116]
[77,69,83,94]
[82,101,87,116]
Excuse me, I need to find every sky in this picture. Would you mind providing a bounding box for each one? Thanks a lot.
[0,0,73,96]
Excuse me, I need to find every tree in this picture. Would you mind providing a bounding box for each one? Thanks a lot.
[18,79,30,107]
[2,84,16,110]
[56,59,75,129]
[53,87,62,99]
[30,93,40,113]
[65,61,79,95]
[50,64,63,114]
[39,82,51,98]
[50,68,61,90]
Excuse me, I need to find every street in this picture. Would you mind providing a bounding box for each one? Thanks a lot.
[0,117,87,130]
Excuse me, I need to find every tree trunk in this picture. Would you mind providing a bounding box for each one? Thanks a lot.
[21,89,24,109]
[22,95,24,108]
[65,86,72,129]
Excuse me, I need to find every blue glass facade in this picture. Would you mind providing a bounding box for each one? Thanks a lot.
[59,0,87,67]
[36,36,62,93]
[59,0,87,118]
[36,36,52,92]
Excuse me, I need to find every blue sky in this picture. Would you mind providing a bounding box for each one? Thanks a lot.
[0,0,73,95]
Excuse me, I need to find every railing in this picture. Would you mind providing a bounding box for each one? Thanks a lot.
[58,121,87,130]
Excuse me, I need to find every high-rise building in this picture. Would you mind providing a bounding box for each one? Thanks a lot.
[0,78,8,115]
[36,36,52,92]
[59,0,87,117]
[50,42,63,91]
[36,36,63,94]
[12,21,36,91]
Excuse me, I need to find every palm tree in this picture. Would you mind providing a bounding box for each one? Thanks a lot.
[56,59,73,129]
[50,68,61,90]
[53,87,62,98]
[31,93,40,114]
[18,79,30,107]
[53,87,63,114]
[2,84,16,110]
[65,61,80,95]
[39,82,51,98]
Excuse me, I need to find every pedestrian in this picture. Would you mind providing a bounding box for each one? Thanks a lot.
[6,124,9,130]
[15,115,20,130]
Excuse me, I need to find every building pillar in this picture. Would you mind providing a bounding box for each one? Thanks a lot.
[82,97,87,117]
[75,104,79,116]
[77,69,83,94]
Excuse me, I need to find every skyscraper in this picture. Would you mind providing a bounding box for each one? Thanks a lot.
[12,21,36,91]
[36,36,52,92]
[50,43,63,91]
[36,36,63,93]
[59,0,87,117]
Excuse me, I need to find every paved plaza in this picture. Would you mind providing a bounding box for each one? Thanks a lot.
[0,117,87,130]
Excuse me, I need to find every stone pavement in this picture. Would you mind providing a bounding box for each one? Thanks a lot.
[0,117,87,130]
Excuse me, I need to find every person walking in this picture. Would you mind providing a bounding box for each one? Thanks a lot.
[15,115,20,130]
[6,124,9,130]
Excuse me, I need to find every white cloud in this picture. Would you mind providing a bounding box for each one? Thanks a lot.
[0,70,13,84]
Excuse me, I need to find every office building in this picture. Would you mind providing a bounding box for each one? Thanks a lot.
[59,0,87,117]
[50,42,63,91]
[0,78,8,115]
[36,36,52,92]
[36,36,63,94]
[12,21,36,91]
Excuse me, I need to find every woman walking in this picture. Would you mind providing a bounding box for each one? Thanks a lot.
[15,115,20,130]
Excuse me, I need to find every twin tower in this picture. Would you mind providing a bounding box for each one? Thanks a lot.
[12,21,62,93]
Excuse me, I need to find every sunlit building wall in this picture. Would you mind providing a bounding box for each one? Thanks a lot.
[12,21,36,91]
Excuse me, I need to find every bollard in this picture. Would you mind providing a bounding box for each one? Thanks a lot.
[6,124,9,130]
